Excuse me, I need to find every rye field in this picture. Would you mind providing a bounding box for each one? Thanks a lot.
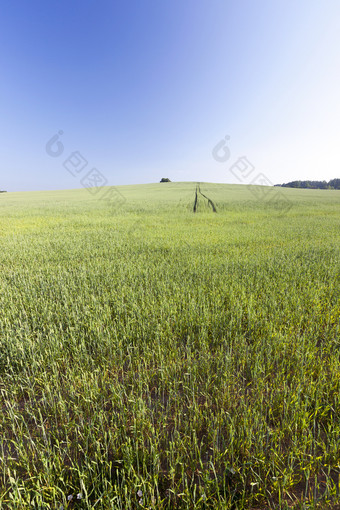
[0,182,339,509]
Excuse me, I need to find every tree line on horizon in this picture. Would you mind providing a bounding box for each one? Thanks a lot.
[275,178,340,190]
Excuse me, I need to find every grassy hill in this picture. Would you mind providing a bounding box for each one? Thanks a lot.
[0,182,339,509]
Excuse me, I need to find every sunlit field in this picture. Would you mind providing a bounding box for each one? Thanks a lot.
[0,182,339,509]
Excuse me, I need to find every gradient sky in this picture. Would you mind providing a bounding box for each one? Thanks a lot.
[1,0,340,191]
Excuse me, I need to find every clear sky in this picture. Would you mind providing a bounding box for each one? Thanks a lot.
[1,0,340,191]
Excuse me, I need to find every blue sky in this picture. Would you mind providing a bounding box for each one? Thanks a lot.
[1,0,340,191]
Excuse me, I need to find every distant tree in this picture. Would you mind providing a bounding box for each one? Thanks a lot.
[160,178,171,183]
[282,181,301,188]
[329,178,340,189]
[280,179,339,190]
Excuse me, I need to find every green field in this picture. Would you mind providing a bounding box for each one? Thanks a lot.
[0,182,339,509]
